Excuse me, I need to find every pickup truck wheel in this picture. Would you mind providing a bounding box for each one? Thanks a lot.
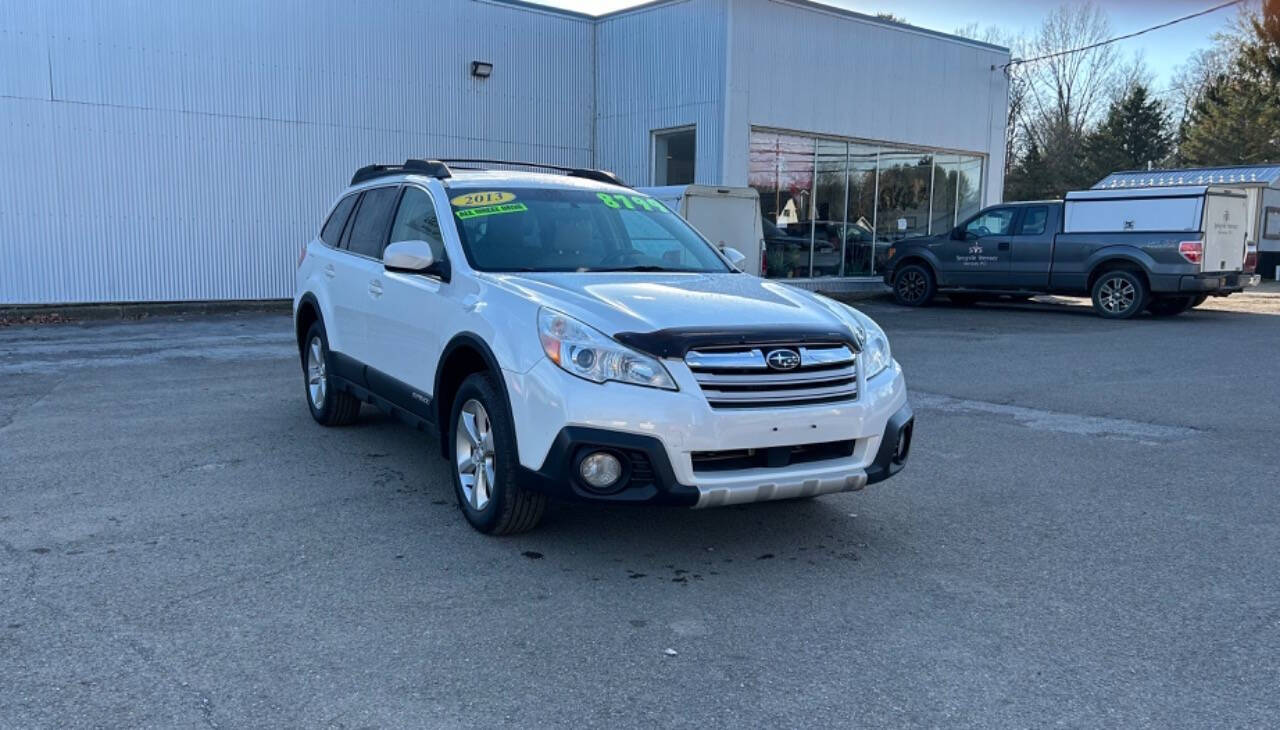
[1090,270,1148,319]
[449,373,546,535]
[1147,295,1196,317]
[303,322,361,426]
[892,264,936,307]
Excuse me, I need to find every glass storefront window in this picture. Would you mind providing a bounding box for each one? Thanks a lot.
[750,133,816,279]
[876,152,933,245]
[812,140,847,278]
[845,145,878,276]
[956,156,984,226]
[747,129,985,279]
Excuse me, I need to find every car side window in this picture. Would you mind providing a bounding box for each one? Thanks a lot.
[389,187,447,263]
[964,208,1016,239]
[1016,206,1049,236]
[345,186,400,259]
[320,194,358,247]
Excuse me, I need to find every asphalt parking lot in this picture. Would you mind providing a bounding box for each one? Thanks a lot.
[3,292,1279,728]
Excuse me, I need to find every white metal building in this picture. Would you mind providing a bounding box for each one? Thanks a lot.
[0,0,1009,305]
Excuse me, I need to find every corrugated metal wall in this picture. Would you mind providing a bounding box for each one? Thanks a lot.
[1,0,1009,304]
[722,0,1009,204]
[0,0,594,304]
[593,0,727,186]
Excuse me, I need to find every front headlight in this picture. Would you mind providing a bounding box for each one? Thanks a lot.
[843,305,892,379]
[537,308,677,390]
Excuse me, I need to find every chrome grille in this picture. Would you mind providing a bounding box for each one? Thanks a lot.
[685,344,858,409]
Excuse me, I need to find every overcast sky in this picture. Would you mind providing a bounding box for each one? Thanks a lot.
[531,0,1241,91]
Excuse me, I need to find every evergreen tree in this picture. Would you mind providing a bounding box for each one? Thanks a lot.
[1180,3,1280,165]
[1083,84,1172,181]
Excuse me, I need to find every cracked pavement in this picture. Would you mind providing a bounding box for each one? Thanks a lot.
[1,296,1278,728]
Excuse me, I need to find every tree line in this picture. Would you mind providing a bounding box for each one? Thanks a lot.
[957,0,1279,201]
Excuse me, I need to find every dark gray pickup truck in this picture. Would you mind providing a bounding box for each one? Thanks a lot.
[882,186,1261,318]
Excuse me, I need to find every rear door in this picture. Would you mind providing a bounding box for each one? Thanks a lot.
[330,185,400,376]
[1008,204,1055,288]
[941,207,1018,286]
[1201,189,1249,273]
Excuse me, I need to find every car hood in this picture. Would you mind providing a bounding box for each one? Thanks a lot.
[480,272,856,338]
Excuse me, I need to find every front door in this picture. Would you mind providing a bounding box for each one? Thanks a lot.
[363,184,453,420]
[941,207,1018,287]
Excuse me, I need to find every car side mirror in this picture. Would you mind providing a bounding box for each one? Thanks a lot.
[721,246,748,271]
[384,239,444,276]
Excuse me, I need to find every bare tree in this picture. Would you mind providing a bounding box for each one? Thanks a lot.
[1021,2,1120,143]
[954,24,1028,178]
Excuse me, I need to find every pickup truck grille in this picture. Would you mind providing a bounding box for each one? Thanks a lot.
[684,344,858,409]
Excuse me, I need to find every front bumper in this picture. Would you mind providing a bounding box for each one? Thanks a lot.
[514,403,915,508]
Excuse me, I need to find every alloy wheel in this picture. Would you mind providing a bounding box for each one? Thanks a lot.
[898,270,926,303]
[455,399,496,511]
[1099,277,1136,314]
[307,337,327,407]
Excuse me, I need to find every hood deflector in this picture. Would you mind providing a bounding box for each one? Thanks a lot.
[614,326,862,359]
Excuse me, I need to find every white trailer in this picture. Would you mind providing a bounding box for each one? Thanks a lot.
[638,185,765,276]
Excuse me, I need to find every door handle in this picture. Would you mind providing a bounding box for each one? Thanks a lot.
[323,264,336,279]
[998,242,1010,251]
[368,279,383,298]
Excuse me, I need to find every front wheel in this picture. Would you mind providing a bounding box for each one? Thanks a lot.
[892,264,936,307]
[449,373,546,535]
[1090,270,1149,319]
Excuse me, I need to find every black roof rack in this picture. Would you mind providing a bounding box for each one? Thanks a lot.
[437,158,627,187]
[351,159,452,185]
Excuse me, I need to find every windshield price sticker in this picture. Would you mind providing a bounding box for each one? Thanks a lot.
[596,192,669,213]
[455,202,528,220]
[451,191,517,207]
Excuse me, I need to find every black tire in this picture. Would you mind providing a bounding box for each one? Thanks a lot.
[302,321,361,426]
[892,264,936,307]
[1147,295,1196,317]
[1090,269,1149,319]
[448,373,546,535]
[948,293,981,306]
[1190,294,1209,308]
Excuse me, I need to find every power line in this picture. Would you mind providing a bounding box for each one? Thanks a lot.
[1001,0,1244,70]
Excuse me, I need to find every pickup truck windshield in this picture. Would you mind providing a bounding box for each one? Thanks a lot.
[448,188,730,273]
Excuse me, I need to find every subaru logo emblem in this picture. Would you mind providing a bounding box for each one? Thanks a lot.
[765,348,801,371]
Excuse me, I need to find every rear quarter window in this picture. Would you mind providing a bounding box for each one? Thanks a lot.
[320,194,358,247]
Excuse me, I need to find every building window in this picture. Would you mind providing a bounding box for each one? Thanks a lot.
[653,127,696,185]
[747,128,984,279]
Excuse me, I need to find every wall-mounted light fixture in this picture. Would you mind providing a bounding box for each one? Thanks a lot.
[471,61,493,79]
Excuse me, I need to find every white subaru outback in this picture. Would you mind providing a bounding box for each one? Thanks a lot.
[294,159,913,534]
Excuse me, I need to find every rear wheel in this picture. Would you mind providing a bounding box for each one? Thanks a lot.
[303,321,361,426]
[449,373,546,535]
[892,264,936,307]
[1147,295,1196,317]
[1090,269,1149,319]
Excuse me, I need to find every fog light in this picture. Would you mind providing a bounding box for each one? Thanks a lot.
[579,451,622,490]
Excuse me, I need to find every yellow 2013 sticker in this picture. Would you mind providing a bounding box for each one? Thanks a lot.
[451,191,516,207]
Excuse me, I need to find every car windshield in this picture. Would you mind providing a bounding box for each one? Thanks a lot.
[448,187,730,273]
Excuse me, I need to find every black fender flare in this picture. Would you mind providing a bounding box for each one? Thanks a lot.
[433,332,519,459]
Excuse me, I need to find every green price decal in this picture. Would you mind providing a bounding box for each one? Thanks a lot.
[455,202,528,220]
[597,192,669,213]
